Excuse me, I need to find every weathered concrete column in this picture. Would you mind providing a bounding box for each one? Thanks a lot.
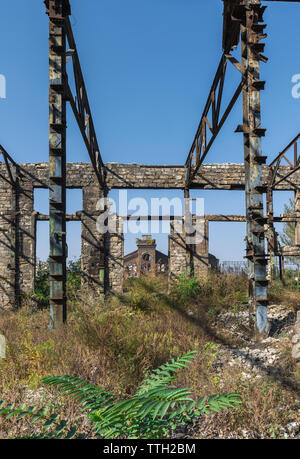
[168,220,188,285]
[184,188,194,276]
[106,216,124,293]
[81,183,106,292]
[192,218,210,278]
[18,175,35,298]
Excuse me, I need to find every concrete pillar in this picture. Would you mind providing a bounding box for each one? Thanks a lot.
[18,176,35,297]
[106,216,124,292]
[168,220,188,285]
[81,183,105,291]
[192,218,209,278]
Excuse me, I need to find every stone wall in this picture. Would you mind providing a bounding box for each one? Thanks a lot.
[13,162,300,191]
[0,166,36,310]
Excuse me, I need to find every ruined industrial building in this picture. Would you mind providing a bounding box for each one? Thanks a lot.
[1,0,300,346]
[2,0,300,442]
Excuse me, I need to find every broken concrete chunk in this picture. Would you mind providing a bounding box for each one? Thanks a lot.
[292,334,300,344]
[0,335,6,359]
[292,342,300,361]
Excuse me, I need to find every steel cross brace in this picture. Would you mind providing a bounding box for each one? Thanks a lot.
[65,18,106,190]
[185,53,245,187]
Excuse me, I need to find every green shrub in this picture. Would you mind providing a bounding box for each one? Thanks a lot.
[0,351,241,439]
[174,271,201,300]
[34,262,50,309]
[34,258,82,308]
[66,258,82,297]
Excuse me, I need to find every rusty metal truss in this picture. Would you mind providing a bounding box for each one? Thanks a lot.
[185,53,245,186]
[266,134,300,281]
[268,134,300,189]
[65,18,106,189]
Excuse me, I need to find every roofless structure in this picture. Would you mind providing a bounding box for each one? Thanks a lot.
[1,0,300,341]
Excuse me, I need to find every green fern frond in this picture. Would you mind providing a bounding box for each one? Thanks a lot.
[0,400,77,439]
[42,375,115,412]
[137,350,197,395]
[195,393,242,416]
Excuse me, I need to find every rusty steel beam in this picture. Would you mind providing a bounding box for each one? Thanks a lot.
[241,0,269,341]
[206,215,246,222]
[36,212,82,221]
[122,214,295,222]
[45,0,70,328]
[223,1,245,53]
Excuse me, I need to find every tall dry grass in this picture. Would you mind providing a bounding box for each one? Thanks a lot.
[0,272,299,438]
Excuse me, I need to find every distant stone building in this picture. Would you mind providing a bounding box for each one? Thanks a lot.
[124,234,219,280]
[124,235,169,279]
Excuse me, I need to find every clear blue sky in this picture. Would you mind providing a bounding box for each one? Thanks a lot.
[0,0,299,261]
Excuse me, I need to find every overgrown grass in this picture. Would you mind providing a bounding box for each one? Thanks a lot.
[173,270,248,315]
[0,271,300,438]
[269,277,300,312]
